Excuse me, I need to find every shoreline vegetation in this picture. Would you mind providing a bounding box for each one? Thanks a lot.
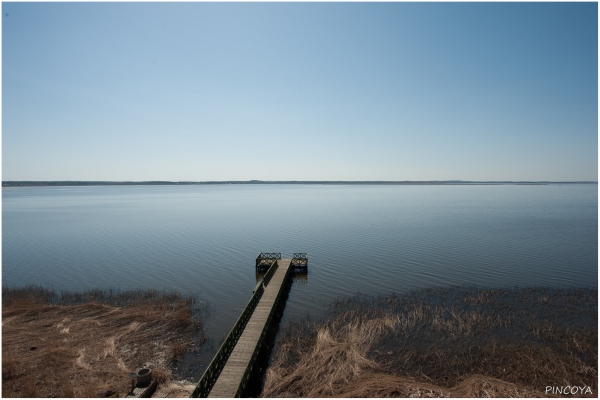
[2,286,208,398]
[262,286,597,398]
[2,180,598,187]
[2,285,597,397]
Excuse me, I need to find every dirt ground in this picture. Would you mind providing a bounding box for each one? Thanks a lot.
[2,287,206,398]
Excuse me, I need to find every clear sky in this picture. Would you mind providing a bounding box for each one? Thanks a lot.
[2,2,598,181]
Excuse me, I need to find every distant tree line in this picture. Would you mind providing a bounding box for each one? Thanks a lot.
[2,180,597,187]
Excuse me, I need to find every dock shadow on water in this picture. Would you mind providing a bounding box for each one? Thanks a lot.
[262,286,597,398]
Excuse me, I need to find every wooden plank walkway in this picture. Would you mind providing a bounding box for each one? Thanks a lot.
[208,259,292,398]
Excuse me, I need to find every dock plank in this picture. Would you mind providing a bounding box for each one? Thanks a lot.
[207,259,292,398]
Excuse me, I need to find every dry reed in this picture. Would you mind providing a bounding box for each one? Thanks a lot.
[2,286,208,397]
[263,286,597,398]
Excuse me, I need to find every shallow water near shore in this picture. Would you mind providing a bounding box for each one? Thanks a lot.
[2,184,597,379]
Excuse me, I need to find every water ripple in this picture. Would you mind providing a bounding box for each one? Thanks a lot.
[2,184,597,340]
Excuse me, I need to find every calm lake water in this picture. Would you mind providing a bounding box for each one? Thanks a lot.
[2,184,597,376]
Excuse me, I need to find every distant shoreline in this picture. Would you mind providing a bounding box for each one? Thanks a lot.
[2,180,597,187]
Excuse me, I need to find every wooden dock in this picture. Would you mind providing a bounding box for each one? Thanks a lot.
[191,254,307,398]
[207,259,291,397]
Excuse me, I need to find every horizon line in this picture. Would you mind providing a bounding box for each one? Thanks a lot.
[2,180,598,187]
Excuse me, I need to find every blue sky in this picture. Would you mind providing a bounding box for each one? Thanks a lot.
[2,2,597,181]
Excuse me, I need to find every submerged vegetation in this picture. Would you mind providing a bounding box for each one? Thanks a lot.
[263,286,597,397]
[2,286,208,397]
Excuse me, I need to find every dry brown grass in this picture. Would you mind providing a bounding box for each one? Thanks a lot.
[263,286,597,398]
[2,286,207,398]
